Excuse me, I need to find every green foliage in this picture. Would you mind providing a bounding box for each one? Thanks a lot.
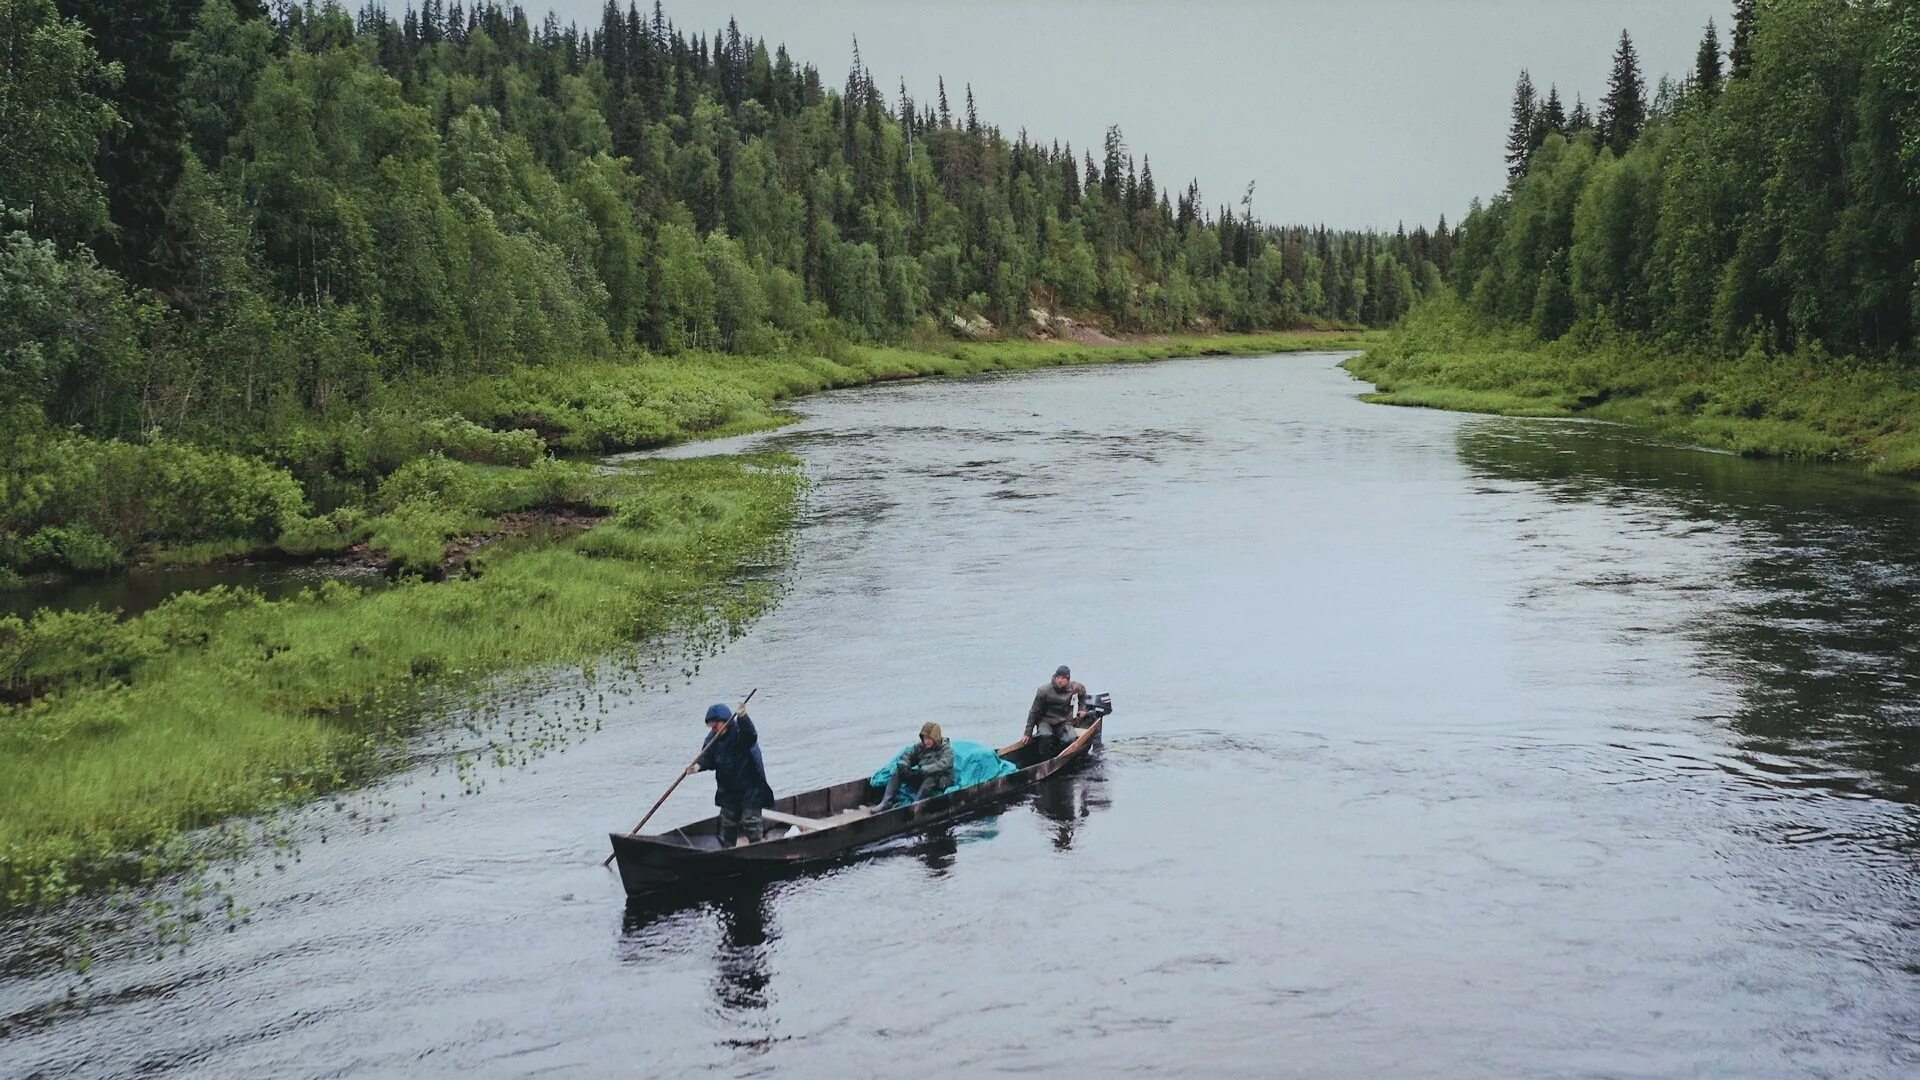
[0,223,150,432]
[1479,0,1918,360]
[0,0,125,239]
[1,585,265,702]
[0,419,307,573]
[275,506,368,557]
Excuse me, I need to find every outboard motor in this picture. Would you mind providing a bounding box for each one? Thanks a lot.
[1080,692,1114,721]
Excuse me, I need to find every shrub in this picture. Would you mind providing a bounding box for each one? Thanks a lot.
[277,507,371,556]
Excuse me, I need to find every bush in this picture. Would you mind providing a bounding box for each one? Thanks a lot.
[1,607,150,700]
[419,417,544,467]
[1,417,309,573]
[2,525,123,574]
[276,507,371,556]
[373,452,478,513]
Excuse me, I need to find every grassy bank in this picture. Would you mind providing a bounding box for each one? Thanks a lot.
[282,329,1377,459]
[1344,304,1920,477]
[2,330,1362,907]
[0,455,801,907]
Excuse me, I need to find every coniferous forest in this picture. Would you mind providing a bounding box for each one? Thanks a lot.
[1349,0,1920,476]
[1445,0,1920,362]
[0,0,1451,584]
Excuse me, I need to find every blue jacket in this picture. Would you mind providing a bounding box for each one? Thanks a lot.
[696,714,774,810]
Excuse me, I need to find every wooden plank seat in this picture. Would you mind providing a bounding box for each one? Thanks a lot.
[760,808,827,831]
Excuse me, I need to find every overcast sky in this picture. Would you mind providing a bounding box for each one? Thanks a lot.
[509,0,1731,229]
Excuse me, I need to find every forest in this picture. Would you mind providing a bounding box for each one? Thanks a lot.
[1,0,1447,579]
[1454,0,1919,357]
[1348,0,1920,472]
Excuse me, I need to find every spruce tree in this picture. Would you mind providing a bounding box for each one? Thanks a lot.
[1599,30,1646,154]
[1535,84,1566,149]
[1694,19,1722,100]
[1568,94,1592,133]
[964,83,979,134]
[1730,0,1756,79]
[1505,69,1538,180]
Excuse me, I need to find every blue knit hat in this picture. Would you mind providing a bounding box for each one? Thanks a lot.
[704,702,733,724]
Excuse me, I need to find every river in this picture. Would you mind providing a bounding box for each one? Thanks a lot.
[3,351,1918,1077]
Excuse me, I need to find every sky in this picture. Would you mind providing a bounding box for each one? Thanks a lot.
[509,0,1732,229]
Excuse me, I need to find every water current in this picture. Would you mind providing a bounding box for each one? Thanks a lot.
[4,352,1918,1077]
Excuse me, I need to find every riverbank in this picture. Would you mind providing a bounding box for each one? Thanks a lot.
[2,331,1373,584]
[0,330,1368,909]
[1344,304,1920,477]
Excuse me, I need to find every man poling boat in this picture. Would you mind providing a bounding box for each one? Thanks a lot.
[683,701,775,848]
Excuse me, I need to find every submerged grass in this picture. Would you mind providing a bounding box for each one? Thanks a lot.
[1344,303,1920,472]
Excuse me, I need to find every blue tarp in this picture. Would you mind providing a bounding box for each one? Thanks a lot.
[869,739,1016,807]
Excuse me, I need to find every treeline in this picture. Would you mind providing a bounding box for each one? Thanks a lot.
[2,0,1451,445]
[1455,0,1920,359]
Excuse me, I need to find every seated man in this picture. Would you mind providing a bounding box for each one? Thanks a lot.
[876,722,956,810]
[1025,664,1086,757]
[685,702,774,846]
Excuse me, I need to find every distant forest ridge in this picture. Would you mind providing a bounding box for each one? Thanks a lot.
[2,0,1453,440]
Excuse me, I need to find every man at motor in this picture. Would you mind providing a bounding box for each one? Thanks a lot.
[1025,665,1086,757]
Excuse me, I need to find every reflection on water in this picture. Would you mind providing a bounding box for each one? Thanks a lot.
[621,881,782,1054]
[913,827,960,878]
[1030,753,1111,851]
[710,885,775,1020]
[1457,420,1920,804]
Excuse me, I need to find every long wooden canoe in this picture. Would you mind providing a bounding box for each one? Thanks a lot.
[608,717,1104,897]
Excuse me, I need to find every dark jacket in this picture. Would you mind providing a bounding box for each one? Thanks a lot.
[696,714,775,810]
[1027,680,1086,730]
[904,737,956,794]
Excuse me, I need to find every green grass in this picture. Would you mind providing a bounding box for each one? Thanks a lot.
[1344,302,1920,469]
[0,455,802,907]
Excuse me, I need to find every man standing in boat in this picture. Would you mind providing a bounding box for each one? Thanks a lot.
[1025,665,1087,757]
[685,702,775,847]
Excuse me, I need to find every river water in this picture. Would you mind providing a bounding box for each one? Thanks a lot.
[4,352,1919,1078]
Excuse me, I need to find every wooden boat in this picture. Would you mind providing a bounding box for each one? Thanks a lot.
[608,716,1104,897]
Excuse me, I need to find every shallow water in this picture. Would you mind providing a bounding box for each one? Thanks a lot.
[4,352,1918,1078]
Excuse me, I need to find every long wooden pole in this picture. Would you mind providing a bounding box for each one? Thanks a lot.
[602,689,757,869]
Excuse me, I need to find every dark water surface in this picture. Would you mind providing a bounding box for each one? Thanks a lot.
[5,353,1919,1078]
